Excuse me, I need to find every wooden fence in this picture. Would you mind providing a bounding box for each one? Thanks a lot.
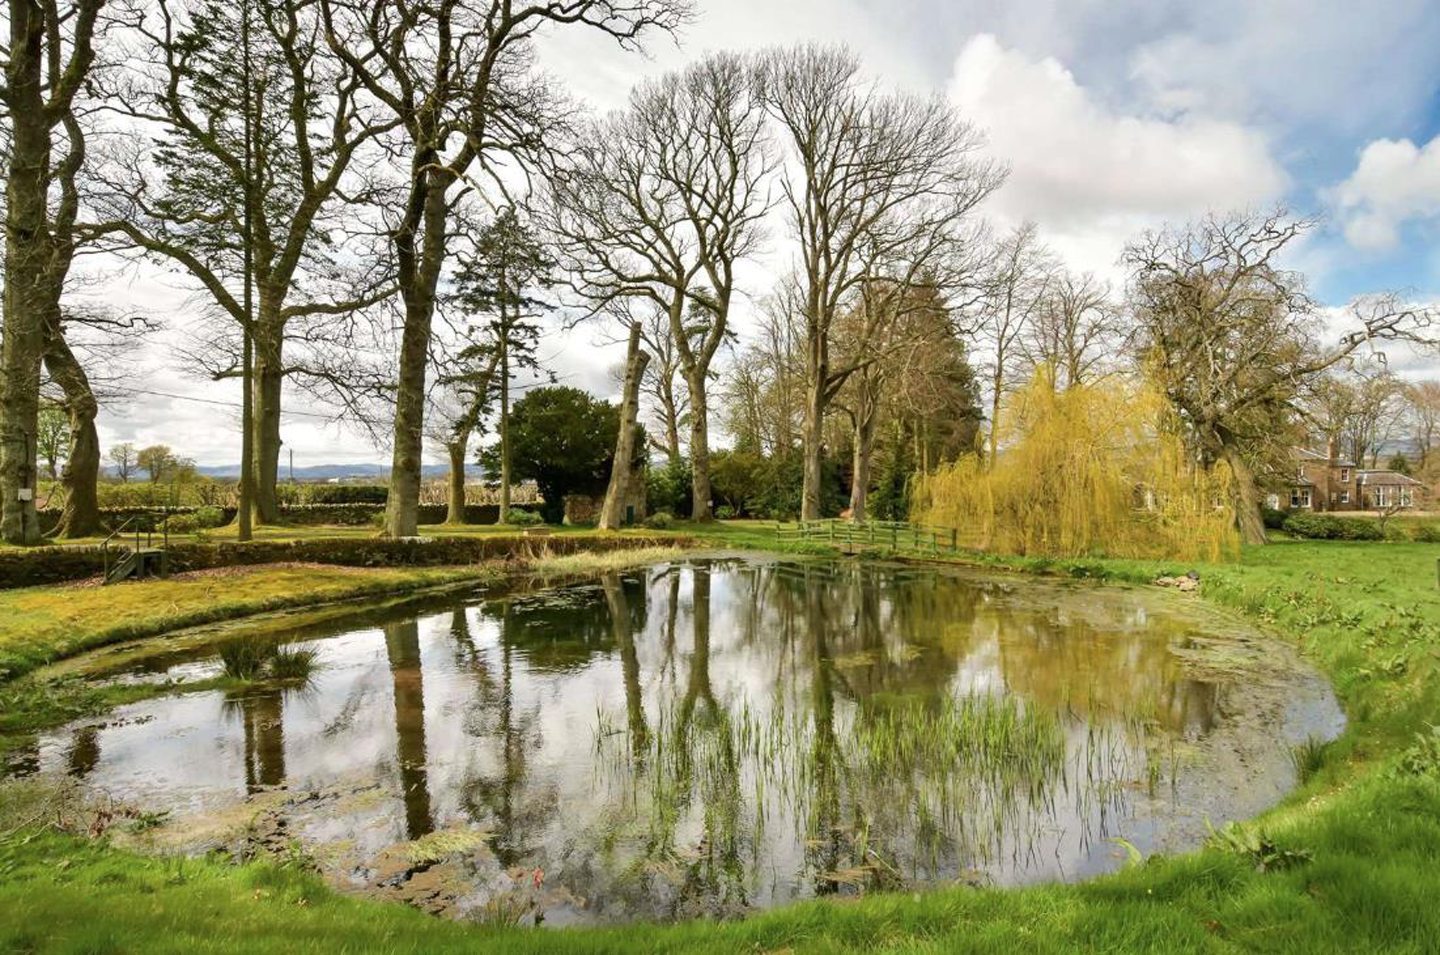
[775,519,960,555]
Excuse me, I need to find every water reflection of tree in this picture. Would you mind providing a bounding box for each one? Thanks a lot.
[383,621,434,840]
[223,685,287,794]
[603,573,649,762]
[802,562,845,895]
[65,725,101,779]
[455,602,555,870]
[980,607,1219,736]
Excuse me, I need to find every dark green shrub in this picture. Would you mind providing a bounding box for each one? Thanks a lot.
[1281,512,1384,541]
[507,509,544,527]
[1261,506,1287,530]
[644,511,676,530]
[714,505,737,520]
[297,484,389,505]
[194,506,226,529]
[646,459,693,518]
[1411,522,1440,543]
[166,513,202,535]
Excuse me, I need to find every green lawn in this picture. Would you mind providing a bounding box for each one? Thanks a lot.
[2,531,1439,952]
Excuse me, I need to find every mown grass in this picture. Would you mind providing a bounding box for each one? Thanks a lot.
[0,564,498,683]
[2,528,1439,952]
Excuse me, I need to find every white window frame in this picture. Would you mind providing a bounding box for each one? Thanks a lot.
[1340,491,1350,505]
[1291,488,1312,509]
[1339,468,1350,482]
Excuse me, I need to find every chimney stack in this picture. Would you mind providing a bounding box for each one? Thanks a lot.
[1326,436,1338,462]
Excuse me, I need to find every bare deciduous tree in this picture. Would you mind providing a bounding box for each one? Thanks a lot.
[974,223,1052,466]
[107,441,136,483]
[758,45,1002,519]
[1405,380,1440,469]
[634,303,688,465]
[1022,270,1121,392]
[722,277,807,455]
[549,52,769,520]
[321,0,687,538]
[93,0,397,524]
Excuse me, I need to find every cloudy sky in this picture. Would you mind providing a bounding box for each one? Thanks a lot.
[91,0,1440,468]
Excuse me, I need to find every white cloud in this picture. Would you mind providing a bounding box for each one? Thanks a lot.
[1125,1,1440,139]
[1331,136,1440,252]
[947,34,1288,277]
[536,0,927,113]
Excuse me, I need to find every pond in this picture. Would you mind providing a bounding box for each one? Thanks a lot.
[9,555,1343,925]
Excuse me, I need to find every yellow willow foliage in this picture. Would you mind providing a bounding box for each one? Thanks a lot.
[911,372,1240,562]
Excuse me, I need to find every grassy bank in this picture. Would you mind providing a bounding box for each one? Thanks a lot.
[2,531,1439,952]
[0,564,501,683]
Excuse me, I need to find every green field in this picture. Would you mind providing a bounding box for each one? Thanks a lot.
[2,528,1439,952]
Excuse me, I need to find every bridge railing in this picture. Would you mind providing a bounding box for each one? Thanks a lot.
[775,519,960,555]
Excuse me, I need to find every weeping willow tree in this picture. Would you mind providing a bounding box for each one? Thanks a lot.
[912,371,1239,562]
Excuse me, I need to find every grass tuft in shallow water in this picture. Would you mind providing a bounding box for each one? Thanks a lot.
[1290,736,1332,783]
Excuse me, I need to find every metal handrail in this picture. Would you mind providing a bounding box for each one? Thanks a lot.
[100,516,140,581]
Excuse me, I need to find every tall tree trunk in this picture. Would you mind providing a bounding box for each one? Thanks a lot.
[849,405,877,523]
[498,330,511,524]
[600,323,650,531]
[686,369,713,522]
[445,438,467,524]
[384,620,433,841]
[43,327,101,538]
[384,156,449,539]
[0,2,50,545]
[1221,444,1267,546]
[385,298,429,537]
[987,366,1003,468]
[252,307,284,524]
[801,374,826,521]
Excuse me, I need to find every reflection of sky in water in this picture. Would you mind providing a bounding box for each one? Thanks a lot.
[30,558,1342,924]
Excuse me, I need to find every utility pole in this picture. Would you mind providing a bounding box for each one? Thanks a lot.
[236,0,255,542]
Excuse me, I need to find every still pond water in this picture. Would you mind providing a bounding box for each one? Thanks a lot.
[19,556,1342,925]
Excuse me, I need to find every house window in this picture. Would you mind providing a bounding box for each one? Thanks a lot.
[1339,468,1350,482]
[1290,488,1312,509]
[1402,488,1414,507]
[1375,487,1391,508]
[1340,491,1350,504]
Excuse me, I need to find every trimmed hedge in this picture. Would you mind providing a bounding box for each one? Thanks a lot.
[1281,512,1384,541]
[279,484,389,505]
[1278,511,1440,542]
[35,503,505,534]
[0,534,684,590]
